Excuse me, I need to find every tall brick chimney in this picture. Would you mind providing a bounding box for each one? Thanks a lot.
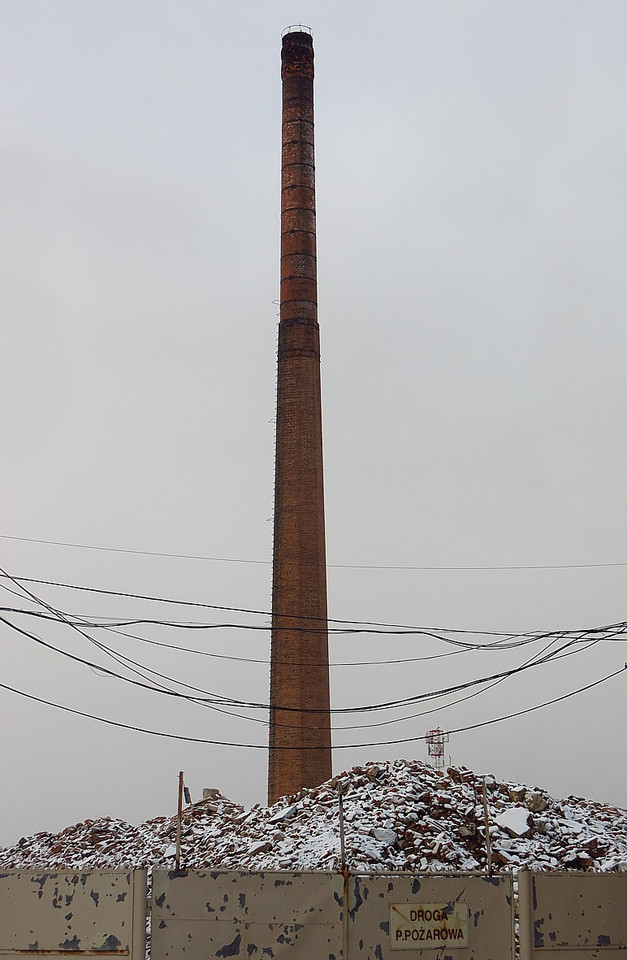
[267,28,332,804]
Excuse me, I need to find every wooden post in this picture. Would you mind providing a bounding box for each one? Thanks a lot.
[175,771,184,870]
[482,779,493,875]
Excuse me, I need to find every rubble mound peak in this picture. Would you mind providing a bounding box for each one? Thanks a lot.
[1,760,625,874]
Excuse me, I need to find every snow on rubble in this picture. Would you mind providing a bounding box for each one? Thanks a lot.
[1,760,625,874]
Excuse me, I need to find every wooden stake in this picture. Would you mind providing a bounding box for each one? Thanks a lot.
[175,770,184,870]
[482,779,493,875]
[338,783,346,872]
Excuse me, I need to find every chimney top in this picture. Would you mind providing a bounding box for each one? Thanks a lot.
[281,28,314,78]
[281,24,313,38]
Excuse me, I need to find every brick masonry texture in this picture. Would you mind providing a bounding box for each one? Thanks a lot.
[268,31,332,804]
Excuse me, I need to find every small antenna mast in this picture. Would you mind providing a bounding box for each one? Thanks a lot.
[426,728,450,771]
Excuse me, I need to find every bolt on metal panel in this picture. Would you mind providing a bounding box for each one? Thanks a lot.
[348,873,515,960]
[151,869,344,960]
[0,869,147,957]
[519,871,627,960]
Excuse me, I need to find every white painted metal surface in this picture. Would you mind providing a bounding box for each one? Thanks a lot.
[0,869,147,958]
[152,869,344,959]
[348,874,514,960]
[151,870,515,960]
[389,901,469,949]
[519,871,627,960]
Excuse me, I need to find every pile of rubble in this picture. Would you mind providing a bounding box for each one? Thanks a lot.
[1,760,625,873]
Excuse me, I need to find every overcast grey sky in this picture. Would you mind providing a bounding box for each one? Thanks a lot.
[1,0,626,846]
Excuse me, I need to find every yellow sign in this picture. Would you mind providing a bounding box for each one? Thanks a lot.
[390,902,469,950]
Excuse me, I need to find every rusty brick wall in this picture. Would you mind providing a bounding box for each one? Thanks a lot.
[268,30,332,805]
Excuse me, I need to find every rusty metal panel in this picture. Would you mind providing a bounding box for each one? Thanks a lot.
[519,871,627,960]
[0,869,147,957]
[348,873,515,960]
[151,869,344,960]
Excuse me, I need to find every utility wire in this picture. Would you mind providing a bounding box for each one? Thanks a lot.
[64,622,606,733]
[0,570,192,699]
[2,568,624,726]
[331,632,601,732]
[2,605,596,667]
[0,666,622,749]
[0,609,617,717]
[0,576,621,735]
[0,615,252,708]
[4,574,626,645]
[0,573,516,636]
[3,594,605,733]
[0,600,627,669]
[2,533,626,571]
[0,609,608,734]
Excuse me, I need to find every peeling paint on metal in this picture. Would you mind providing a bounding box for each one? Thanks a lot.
[216,933,242,957]
[350,878,364,920]
[97,934,122,951]
[354,874,514,957]
[0,869,145,958]
[152,870,344,959]
[534,919,545,947]
[58,935,81,951]
[521,871,627,959]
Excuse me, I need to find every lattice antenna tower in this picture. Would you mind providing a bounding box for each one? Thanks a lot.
[426,728,450,771]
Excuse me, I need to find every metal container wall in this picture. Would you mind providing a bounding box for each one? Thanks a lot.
[151,869,344,959]
[0,869,147,958]
[9,866,625,960]
[348,873,515,960]
[519,872,627,960]
[151,869,516,960]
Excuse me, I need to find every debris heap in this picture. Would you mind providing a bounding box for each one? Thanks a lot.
[1,761,625,873]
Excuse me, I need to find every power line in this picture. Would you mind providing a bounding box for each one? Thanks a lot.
[2,533,626,572]
[1,574,622,736]
[1,570,624,731]
[0,573,546,640]
[332,634,606,732]
[5,573,626,643]
[1,572,511,634]
[4,604,623,682]
[0,568,205,705]
[1,605,613,735]
[0,608,616,717]
[0,614,252,708]
[0,666,622,750]
[4,604,602,666]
